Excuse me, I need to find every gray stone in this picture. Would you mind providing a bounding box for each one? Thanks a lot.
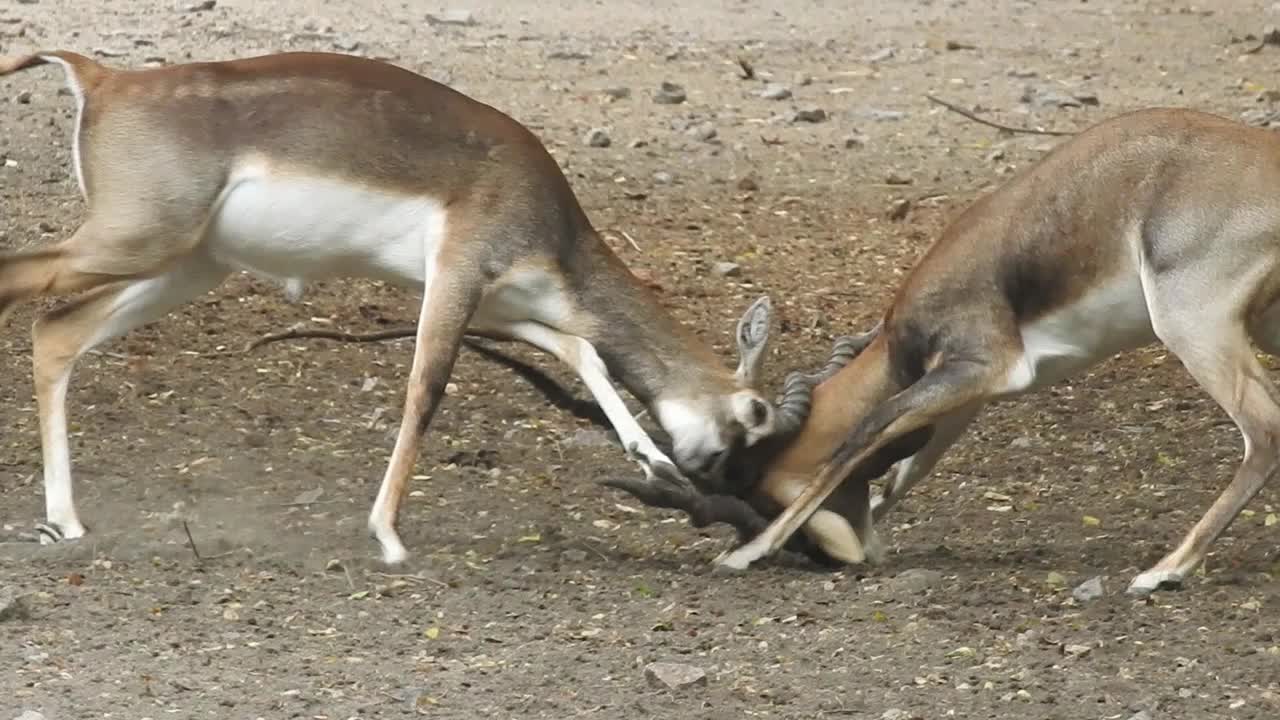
[425,9,476,26]
[687,122,717,142]
[644,662,706,690]
[0,586,28,622]
[546,49,591,60]
[1072,576,1106,603]
[180,0,216,11]
[881,710,910,720]
[792,107,827,123]
[652,171,673,185]
[15,712,47,720]
[864,108,906,121]
[584,128,611,148]
[890,568,944,594]
[864,46,896,63]
[760,83,792,100]
[654,81,687,104]
[713,261,741,277]
[1064,643,1092,657]
[565,429,616,448]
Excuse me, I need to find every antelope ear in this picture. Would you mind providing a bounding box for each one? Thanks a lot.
[734,295,772,385]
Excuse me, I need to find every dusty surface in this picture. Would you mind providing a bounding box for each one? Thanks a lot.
[3,0,1280,718]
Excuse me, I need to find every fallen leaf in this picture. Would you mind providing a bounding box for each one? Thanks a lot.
[1267,514,1278,527]
[423,627,440,640]
[517,533,541,543]
[1082,515,1101,527]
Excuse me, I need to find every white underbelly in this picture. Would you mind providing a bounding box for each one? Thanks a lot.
[1007,273,1156,393]
[206,163,442,287]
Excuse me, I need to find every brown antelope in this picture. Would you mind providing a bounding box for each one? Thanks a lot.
[710,107,1280,595]
[0,49,798,565]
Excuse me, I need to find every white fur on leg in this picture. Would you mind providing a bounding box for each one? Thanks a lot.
[803,509,867,564]
[1126,568,1185,596]
[40,367,88,541]
[714,531,774,571]
[504,323,680,473]
[369,514,409,565]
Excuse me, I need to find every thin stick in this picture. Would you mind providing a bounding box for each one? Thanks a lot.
[181,520,203,563]
[924,94,1075,137]
[244,324,416,352]
[620,230,641,253]
[370,571,449,588]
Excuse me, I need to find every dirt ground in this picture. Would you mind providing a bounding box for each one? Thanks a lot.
[3,0,1280,718]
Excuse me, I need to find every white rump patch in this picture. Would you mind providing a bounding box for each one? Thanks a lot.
[40,55,88,199]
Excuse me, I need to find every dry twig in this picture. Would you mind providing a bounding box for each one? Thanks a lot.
[244,323,416,352]
[925,94,1075,137]
[181,520,203,563]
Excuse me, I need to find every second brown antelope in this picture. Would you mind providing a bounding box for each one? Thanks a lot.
[0,49,809,564]
[711,107,1280,595]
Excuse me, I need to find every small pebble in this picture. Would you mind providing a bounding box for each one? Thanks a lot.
[886,198,911,221]
[889,568,943,594]
[792,107,827,123]
[584,128,611,148]
[1072,576,1106,603]
[713,261,741,277]
[653,81,687,104]
[687,121,717,142]
[644,662,706,690]
[760,83,791,100]
[864,108,906,121]
[0,586,28,622]
[425,9,476,26]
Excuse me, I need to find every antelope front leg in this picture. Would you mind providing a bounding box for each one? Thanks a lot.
[367,245,482,565]
[501,321,693,494]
